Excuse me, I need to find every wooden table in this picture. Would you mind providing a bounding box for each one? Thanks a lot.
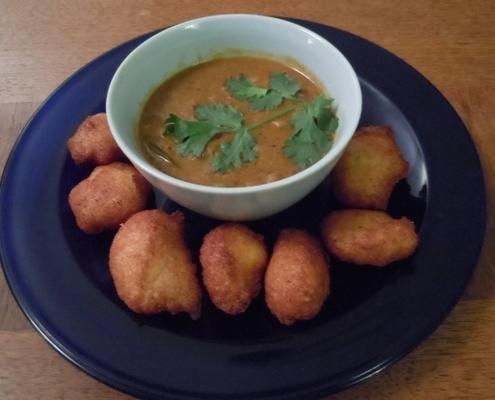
[1,1,494,399]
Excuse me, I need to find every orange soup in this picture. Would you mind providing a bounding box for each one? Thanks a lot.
[138,56,327,187]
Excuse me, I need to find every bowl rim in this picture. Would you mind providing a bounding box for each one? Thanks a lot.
[106,14,362,194]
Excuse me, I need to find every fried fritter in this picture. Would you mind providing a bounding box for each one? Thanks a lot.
[199,223,268,315]
[68,162,151,234]
[67,113,125,165]
[264,229,330,326]
[321,209,418,267]
[332,125,408,210]
[109,210,202,319]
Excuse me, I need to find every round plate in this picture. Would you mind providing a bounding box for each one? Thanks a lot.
[0,19,485,400]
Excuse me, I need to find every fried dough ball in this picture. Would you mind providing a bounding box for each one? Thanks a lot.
[109,209,202,319]
[265,229,330,326]
[199,223,268,315]
[332,125,408,210]
[68,162,151,234]
[67,113,125,165]
[321,209,418,267]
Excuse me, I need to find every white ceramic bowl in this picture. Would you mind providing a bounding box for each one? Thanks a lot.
[107,14,362,220]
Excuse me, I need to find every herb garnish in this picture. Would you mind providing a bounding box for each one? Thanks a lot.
[165,104,258,173]
[165,104,243,158]
[225,72,301,110]
[284,96,339,169]
[211,127,257,172]
[163,72,338,173]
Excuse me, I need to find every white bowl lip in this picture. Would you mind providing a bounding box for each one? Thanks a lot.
[106,14,362,195]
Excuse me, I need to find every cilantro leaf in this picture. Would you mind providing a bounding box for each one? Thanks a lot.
[164,104,245,157]
[249,90,283,111]
[269,72,300,98]
[212,127,257,173]
[283,96,338,169]
[225,72,301,111]
[306,96,335,130]
[224,75,268,101]
[164,115,216,157]
[194,103,243,129]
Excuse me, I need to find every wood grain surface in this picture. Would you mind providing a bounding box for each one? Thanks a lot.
[1,1,494,399]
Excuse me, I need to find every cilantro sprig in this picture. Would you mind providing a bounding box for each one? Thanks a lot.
[165,104,243,157]
[212,127,257,172]
[164,103,257,173]
[283,96,339,169]
[225,72,301,110]
[163,72,338,174]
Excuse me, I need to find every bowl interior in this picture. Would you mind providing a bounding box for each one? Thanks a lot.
[106,15,361,191]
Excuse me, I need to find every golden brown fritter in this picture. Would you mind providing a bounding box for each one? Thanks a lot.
[68,162,151,234]
[264,229,330,326]
[332,125,408,210]
[67,113,125,165]
[321,209,418,267]
[199,223,268,315]
[109,209,202,319]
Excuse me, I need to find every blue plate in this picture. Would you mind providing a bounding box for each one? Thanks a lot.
[0,19,485,399]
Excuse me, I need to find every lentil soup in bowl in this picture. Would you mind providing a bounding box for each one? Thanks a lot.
[106,14,362,220]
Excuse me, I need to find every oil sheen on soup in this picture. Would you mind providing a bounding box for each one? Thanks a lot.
[138,56,324,187]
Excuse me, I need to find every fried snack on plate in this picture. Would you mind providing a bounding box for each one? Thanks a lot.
[67,113,125,165]
[199,223,268,315]
[68,162,151,234]
[265,229,330,326]
[321,209,418,267]
[332,125,408,210]
[109,209,202,319]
